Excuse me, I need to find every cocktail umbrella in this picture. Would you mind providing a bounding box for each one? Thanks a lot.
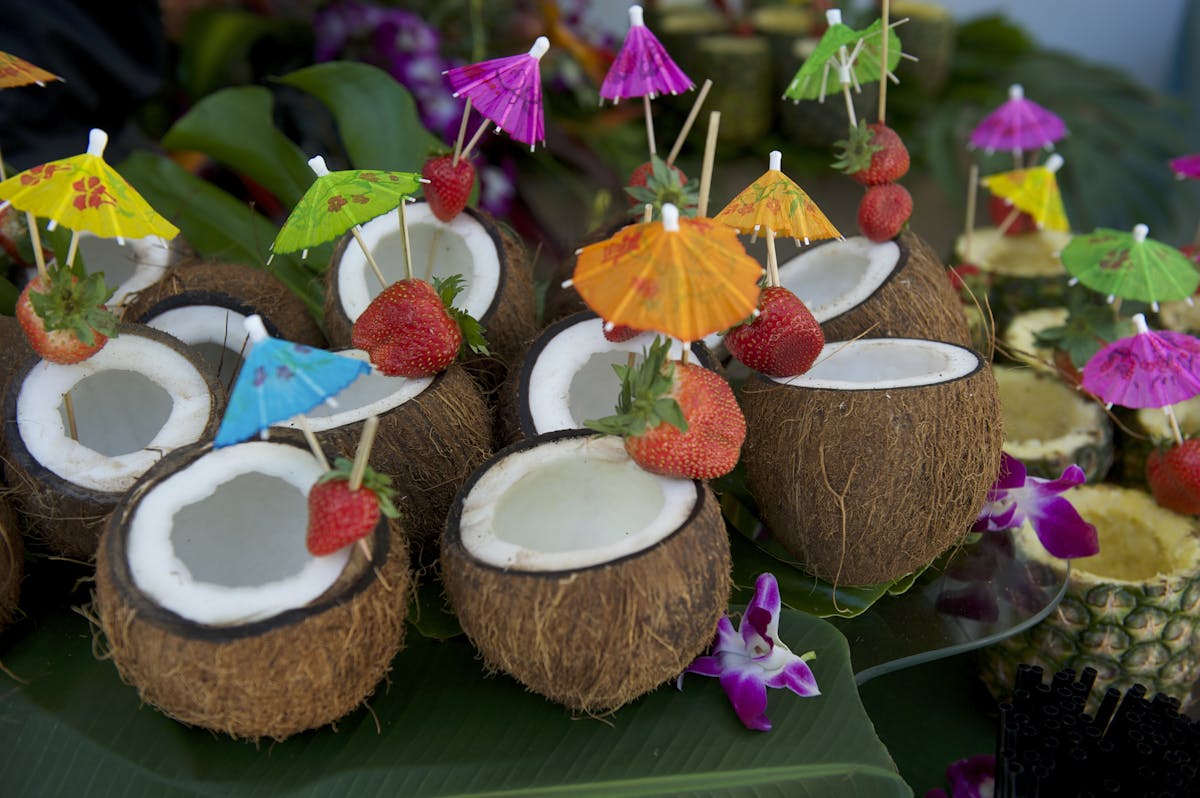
[566,203,761,344]
[445,36,549,160]
[1063,224,1200,311]
[981,153,1069,235]
[600,4,694,158]
[782,8,903,128]
[1170,154,1200,181]
[0,128,179,279]
[0,50,62,180]
[1081,313,1200,445]
[214,314,372,454]
[714,150,841,285]
[270,155,423,286]
[970,83,1066,165]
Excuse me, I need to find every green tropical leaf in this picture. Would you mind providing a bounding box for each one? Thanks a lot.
[178,10,301,100]
[162,85,314,208]
[276,62,439,173]
[0,599,909,797]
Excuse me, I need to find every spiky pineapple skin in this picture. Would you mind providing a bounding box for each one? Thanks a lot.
[978,486,1200,711]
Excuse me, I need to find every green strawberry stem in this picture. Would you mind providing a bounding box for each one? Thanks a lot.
[29,265,119,346]
[434,273,489,357]
[585,337,688,438]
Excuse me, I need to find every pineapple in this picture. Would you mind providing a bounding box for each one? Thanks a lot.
[979,484,1200,710]
[954,227,1071,331]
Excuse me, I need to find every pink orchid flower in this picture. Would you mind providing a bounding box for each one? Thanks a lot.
[677,573,819,731]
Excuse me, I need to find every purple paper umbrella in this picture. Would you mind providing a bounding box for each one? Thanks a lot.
[445,36,548,152]
[970,84,1066,158]
[600,5,693,102]
[1082,313,1200,443]
[1170,153,1200,180]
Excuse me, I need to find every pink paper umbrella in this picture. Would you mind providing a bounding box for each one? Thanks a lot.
[970,84,1066,162]
[1170,153,1200,180]
[1082,313,1200,444]
[445,36,549,156]
[600,5,693,157]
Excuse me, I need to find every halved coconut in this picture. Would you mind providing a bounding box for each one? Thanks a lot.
[94,437,410,740]
[324,201,536,390]
[497,311,720,445]
[442,431,730,712]
[763,232,971,349]
[1,324,223,559]
[122,260,325,390]
[995,365,1112,482]
[0,495,21,630]
[741,337,1003,585]
[954,227,1072,329]
[276,354,491,556]
[76,232,175,310]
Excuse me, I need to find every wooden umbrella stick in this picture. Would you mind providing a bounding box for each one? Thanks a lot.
[297,415,329,471]
[452,98,473,167]
[964,163,979,259]
[643,203,653,224]
[1166,406,1185,447]
[643,94,657,157]
[680,344,690,366]
[697,111,721,217]
[766,229,781,288]
[63,391,78,441]
[995,204,1022,237]
[26,212,48,282]
[841,82,858,129]
[0,143,6,180]
[459,118,491,162]
[666,79,713,167]
[878,0,890,124]
[66,231,80,268]
[349,415,381,492]
[397,200,413,281]
[351,226,388,289]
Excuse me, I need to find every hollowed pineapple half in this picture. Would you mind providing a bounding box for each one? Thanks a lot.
[978,484,1200,710]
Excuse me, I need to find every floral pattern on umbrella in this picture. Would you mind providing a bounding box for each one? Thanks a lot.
[445,37,549,150]
[981,153,1069,234]
[0,50,61,88]
[1062,224,1200,310]
[600,5,692,102]
[715,151,840,246]
[970,84,1066,156]
[569,203,761,342]
[215,315,372,447]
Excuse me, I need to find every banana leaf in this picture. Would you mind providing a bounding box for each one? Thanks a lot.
[0,599,910,797]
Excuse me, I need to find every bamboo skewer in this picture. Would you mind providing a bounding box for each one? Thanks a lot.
[452,98,473,166]
[878,0,890,124]
[26,212,48,282]
[459,118,490,163]
[351,227,388,289]
[666,79,713,166]
[964,164,979,260]
[397,200,413,281]
[348,416,385,569]
[297,416,329,471]
[643,94,657,157]
[697,111,720,217]
[63,391,78,441]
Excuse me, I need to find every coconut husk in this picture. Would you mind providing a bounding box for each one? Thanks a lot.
[93,440,410,741]
[312,363,492,560]
[818,232,973,347]
[0,494,22,630]
[121,259,326,348]
[1,324,225,560]
[324,204,537,398]
[442,430,731,713]
[0,315,34,457]
[740,350,1003,585]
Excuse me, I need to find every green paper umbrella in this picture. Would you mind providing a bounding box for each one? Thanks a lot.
[1063,224,1200,311]
[782,11,902,104]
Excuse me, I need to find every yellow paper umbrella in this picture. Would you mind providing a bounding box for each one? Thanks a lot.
[981,153,1069,234]
[0,50,61,88]
[568,204,762,343]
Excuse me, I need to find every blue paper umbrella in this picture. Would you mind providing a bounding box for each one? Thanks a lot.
[214,315,371,448]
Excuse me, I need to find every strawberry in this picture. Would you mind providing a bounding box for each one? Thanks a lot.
[724,286,824,377]
[603,322,642,343]
[1146,439,1200,515]
[306,457,400,556]
[625,155,697,217]
[857,183,913,242]
[16,269,119,364]
[833,121,910,186]
[987,195,1037,235]
[422,152,475,222]
[352,274,488,377]
[586,336,746,480]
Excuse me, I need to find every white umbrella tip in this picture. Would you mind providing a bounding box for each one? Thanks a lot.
[1133,223,1149,242]
[530,36,550,60]
[1045,153,1064,173]
[1132,313,1150,334]
[86,128,109,157]
[244,314,270,343]
[661,203,680,232]
[629,5,645,26]
[769,150,782,171]
[825,9,843,26]
[1009,84,1024,100]
[307,155,330,176]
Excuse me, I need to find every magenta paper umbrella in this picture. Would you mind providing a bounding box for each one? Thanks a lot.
[600,5,693,157]
[445,36,548,156]
[1082,313,1200,444]
[1170,153,1200,180]
[970,84,1066,161]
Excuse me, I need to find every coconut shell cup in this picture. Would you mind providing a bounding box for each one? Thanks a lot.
[2,324,225,559]
[0,495,22,630]
[442,431,731,713]
[741,338,1003,586]
[94,438,410,740]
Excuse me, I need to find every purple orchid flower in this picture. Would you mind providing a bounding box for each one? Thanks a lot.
[972,453,1099,559]
[677,573,819,731]
[925,754,996,798]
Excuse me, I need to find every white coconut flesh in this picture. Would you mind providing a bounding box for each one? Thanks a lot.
[77,232,172,308]
[275,349,432,433]
[17,334,213,493]
[336,203,500,324]
[778,237,901,323]
[770,338,979,390]
[458,435,695,572]
[1138,395,1200,440]
[994,367,1105,459]
[526,317,693,434]
[146,305,250,388]
[127,442,350,626]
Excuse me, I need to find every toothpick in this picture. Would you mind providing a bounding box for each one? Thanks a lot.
[964,163,979,259]
[349,415,380,492]
[643,203,653,224]
[995,204,1022,237]
[452,98,473,167]
[63,391,78,441]
[697,111,720,217]
[351,226,388,288]
[459,118,490,162]
[879,0,890,124]
[26,212,48,282]
[666,79,712,166]
[766,229,780,288]
[643,94,657,157]
[66,231,80,269]
[397,200,413,281]
[297,416,329,471]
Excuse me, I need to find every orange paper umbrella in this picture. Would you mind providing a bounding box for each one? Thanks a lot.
[569,204,762,342]
[982,153,1069,234]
